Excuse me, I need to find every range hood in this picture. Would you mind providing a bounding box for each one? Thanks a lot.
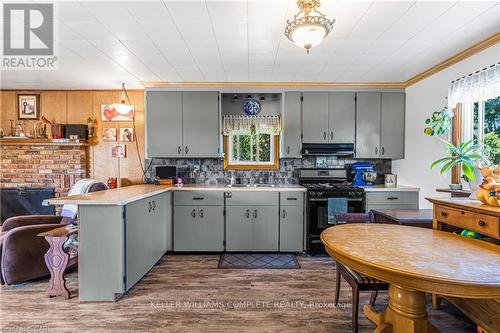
[302,143,354,156]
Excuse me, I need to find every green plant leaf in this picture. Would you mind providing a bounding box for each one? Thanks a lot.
[462,163,475,180]
[430,157,452,169]
[440,160,458,175]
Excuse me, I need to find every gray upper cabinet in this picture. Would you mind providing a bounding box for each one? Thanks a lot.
[146,91,183,157]
[329,92,355,143]
[281,92,302,158]
[146,91,220,158]
[355,92,405,159]
[380,93,405,159]
[302,92,329,143]
[356,92,381,159]
[182,91,220,158]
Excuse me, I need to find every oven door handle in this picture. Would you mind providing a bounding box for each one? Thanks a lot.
[308,198,363,202]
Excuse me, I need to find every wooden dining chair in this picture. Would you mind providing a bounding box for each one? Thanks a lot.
[332,212,389,333]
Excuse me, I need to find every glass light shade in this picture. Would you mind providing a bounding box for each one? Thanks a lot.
[291,24,327,50]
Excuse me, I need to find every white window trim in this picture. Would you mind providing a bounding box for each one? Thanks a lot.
[227,131,276,166]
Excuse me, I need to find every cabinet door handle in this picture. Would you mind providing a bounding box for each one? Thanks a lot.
[330,131,333,140]
[148,201,152,213]
[282,209,286,218]
[375,147,378,155]
[253,209,258,219]
[178,146,181,155]
[387,197,398,200]
[381,147,385,155]
[199,209,204,219]
[323,132,326,140]
[287,146,290,155]
[185,146,189,154]
[478,220,487,227]
[287,197,297,201]
[191,209,196,218]
[440,211,448,217]
[152,201,156,210]
[193,197,204,200]
[245,209,250,219]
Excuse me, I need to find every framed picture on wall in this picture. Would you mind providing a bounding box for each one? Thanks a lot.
[111,144,127,158]
[119,128,134,142]
[102,127,117,142]
[17,94,40,120]
[101,104,134,121]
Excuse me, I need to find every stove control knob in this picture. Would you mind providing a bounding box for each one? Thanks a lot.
[309,192,316,198]
[317,192,323,198]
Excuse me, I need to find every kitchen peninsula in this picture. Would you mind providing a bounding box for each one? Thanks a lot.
[45,184,306,302]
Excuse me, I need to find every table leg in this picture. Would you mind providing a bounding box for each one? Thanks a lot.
[363,285,438,333]
[44,236,71,299]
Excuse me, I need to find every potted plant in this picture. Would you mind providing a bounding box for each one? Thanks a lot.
[431,140,487,198]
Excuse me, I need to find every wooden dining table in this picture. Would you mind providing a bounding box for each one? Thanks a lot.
[321,224,500,333]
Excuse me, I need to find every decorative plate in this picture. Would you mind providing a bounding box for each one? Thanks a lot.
[243,98,261,115]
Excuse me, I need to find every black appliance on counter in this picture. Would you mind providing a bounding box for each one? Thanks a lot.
[299,168,365,255]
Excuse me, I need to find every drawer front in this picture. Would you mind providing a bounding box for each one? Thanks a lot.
[435,205,499,238]
[174,191,223,206]
[225,191,279,206]
[366,191,418,205]
[280,192,304,206]
[367,204,418,212]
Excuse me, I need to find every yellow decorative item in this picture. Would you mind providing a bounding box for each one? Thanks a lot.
[476,167,500,207]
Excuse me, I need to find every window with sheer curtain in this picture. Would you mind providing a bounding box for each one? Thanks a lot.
[448,62,500,164]
[222,115,281,170]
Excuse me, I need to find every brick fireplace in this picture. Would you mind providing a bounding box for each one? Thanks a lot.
[0,140,89,197]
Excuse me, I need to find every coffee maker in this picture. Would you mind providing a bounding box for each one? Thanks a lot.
[350,162,377,186]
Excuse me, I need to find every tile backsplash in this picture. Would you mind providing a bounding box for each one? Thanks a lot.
[145,157,392,185]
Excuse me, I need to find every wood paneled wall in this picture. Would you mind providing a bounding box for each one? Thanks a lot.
[0,90,145,185]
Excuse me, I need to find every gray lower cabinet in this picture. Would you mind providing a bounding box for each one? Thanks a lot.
[173,205,223,251]
[279,192,304,252]
[279,205,303,252]
[173,191,224,251]
[126,192,170,290]
[281,92,302,158]
[226,205,279,251]
[365,191,418,212]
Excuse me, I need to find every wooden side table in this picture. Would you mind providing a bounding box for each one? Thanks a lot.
[38,225,78,299]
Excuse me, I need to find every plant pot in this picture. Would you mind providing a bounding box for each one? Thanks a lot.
[466,167,484,200]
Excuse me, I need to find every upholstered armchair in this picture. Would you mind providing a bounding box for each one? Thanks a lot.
[0,180,108,285]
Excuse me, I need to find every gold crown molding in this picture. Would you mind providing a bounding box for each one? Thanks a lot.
[141,32,499,90]
[139,81,406,89]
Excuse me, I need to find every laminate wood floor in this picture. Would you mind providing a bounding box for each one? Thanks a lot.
[0,255,474,333]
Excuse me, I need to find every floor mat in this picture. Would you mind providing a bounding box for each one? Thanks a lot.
[218,253,300,269]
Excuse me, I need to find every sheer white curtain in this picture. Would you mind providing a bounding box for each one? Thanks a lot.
[222,115,281,135]
[448,62,500,141]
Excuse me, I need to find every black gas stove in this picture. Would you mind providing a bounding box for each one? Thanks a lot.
[299,168,366,255]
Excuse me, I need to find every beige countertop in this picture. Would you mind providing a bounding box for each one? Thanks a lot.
[361,184,420,192]
[44,183,306,206]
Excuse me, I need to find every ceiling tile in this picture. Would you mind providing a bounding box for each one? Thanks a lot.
[64,21,116,40]
[59,2,94,22]
[120,40,162,57]
[81,2,135,22]
[165,1,210,21]
[123,1,170,21]
[139,20,182,40]
[102,21,148,40]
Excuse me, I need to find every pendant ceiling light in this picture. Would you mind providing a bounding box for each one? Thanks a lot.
[284,0,334,54]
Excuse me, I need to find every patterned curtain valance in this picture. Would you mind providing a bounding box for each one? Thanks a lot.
[222,115,281,135]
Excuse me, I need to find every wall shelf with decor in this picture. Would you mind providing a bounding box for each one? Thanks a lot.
[0,138,89,146]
